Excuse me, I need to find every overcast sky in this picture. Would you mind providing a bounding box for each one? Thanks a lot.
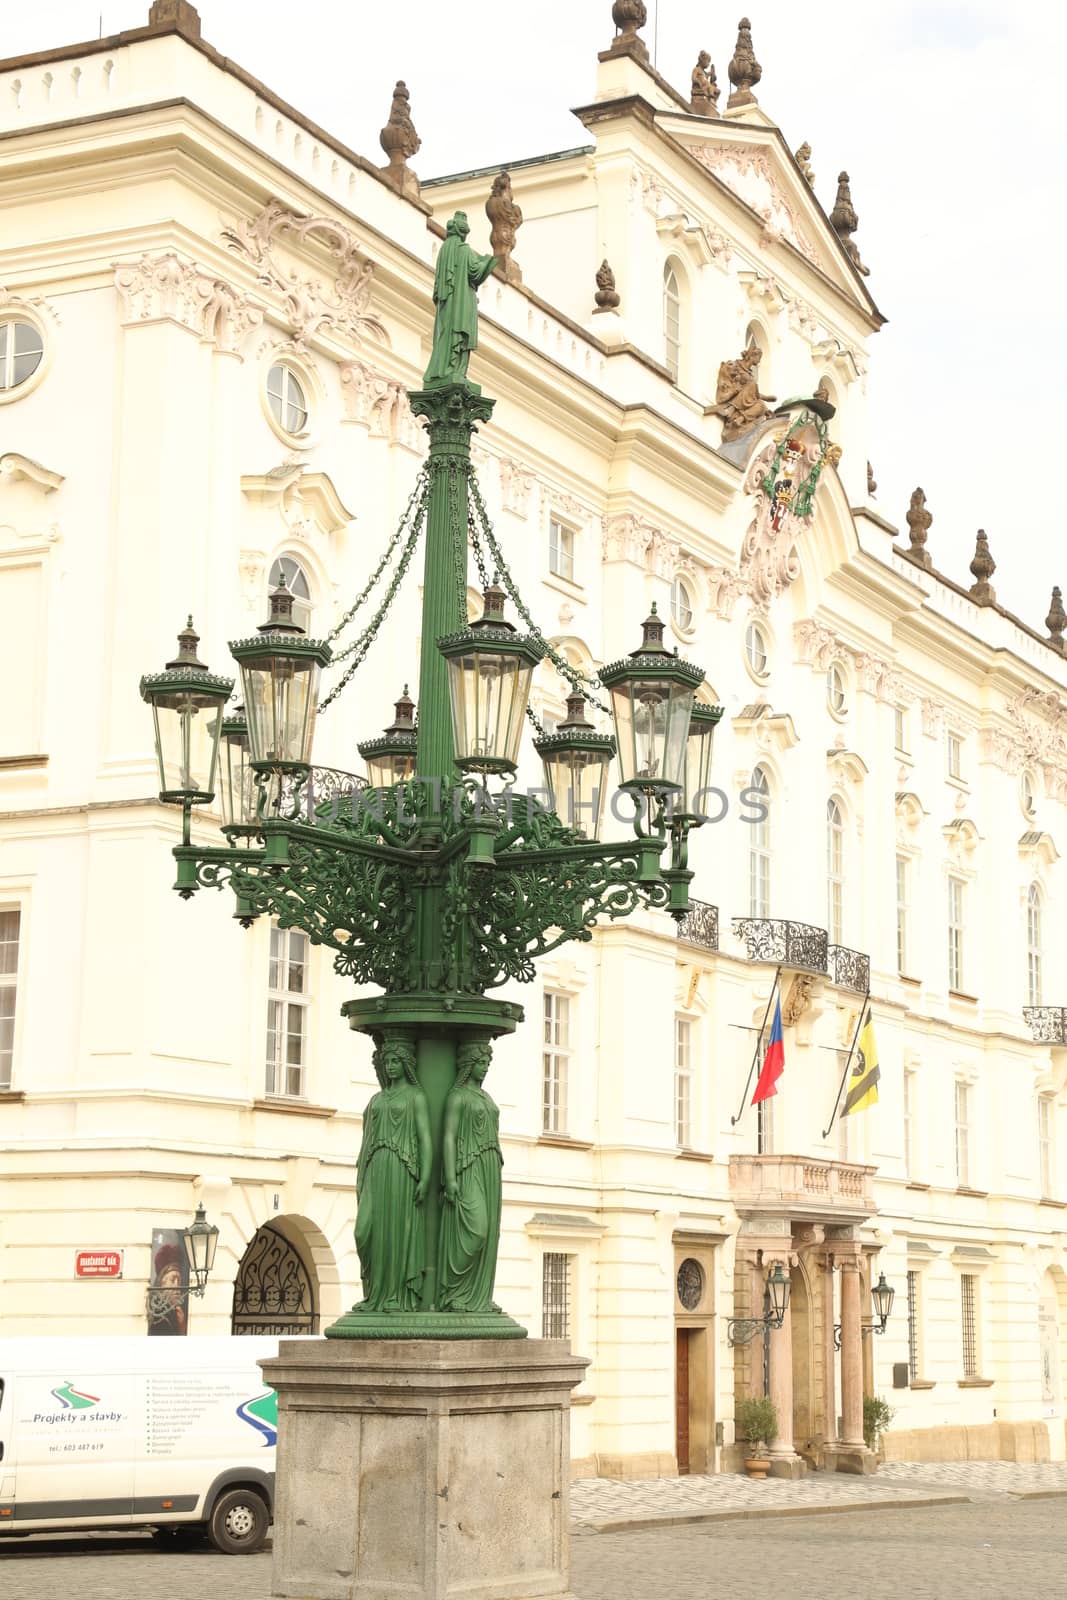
[12,2,1064,629]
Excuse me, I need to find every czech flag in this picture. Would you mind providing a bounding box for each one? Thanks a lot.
[751,996,785,1105]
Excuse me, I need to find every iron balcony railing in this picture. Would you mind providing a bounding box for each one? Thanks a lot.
[732,917,828,974]
[676,899,719,951]
[1024,1007,1067,1044]
[827,944,871,995]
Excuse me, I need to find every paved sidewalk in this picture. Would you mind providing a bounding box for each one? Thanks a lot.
[570,1459,1067,1531]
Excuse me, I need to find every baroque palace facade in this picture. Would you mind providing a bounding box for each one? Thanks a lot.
[1,0,1066,1475]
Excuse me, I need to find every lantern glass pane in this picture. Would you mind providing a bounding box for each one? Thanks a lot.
[683,720,716,812]
[448,650,534,768]
[150,693,223,798]
[221,733,254,826]
[366,750,416,787]
[241,654,322,766]
[542,747,610,839]
[609,683,637,785]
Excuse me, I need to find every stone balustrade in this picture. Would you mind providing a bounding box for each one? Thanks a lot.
[729,1152,877,1220]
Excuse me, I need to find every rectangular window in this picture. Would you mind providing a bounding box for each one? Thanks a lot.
[955,1080,971,1187]
[896,856,909,975]
[266,924,309,1097]
[1039,1095,1054,1197]
[947,731,964,780]
[749,848,771,920]
[542,991,571,1135]
[542,1251,571,1339]
[0,908,20,1090]
[906,1269,920,1381]
[675,1017,692,1147]
[948,876,965,991]
[903,1071,916,1180]
[548,518,575,583]
[961,1274,978,1377]
[894,704,908,754]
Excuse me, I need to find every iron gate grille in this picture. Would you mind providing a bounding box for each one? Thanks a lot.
[231,1223,319,1335]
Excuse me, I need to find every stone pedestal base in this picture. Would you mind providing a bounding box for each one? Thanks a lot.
[260,1337,588,1600]
[823,1441,877,1475]
[767,1452,807,1480]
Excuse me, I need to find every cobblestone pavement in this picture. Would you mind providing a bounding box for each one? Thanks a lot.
[3,1498,1067,1600]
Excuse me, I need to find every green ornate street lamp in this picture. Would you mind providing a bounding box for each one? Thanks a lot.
[139,617,233,843]
[142,212,714,1339]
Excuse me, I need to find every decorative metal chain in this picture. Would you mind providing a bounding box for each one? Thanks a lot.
[466,470,610,715]
[326,466,430,644]
[319,485,429,711]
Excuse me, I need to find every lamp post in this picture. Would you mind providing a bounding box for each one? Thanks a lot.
[834,1270,895,1349]
[141,212,714,1340]
[727,1262,791,1397]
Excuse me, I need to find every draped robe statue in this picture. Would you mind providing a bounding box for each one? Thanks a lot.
[437,1041,503,1313]
[422,212,496,389]
[353,1037,432,1313]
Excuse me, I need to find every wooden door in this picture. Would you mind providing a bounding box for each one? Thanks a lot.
[675,1328,691,1475]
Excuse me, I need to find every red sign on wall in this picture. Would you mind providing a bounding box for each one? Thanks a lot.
[75,1250,124,1279]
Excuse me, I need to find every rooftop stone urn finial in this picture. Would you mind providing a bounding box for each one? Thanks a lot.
[379,79,421,201]
[422,212,496,391]
[969,530,997,605]
[830,171,871,278]
[148,0,202,34]
[593,259,621,312]
[690,51,720,115]
[727,17,762,107]
[607,0,649,61]
[1046,586,1066,653]
[904,487,933,570]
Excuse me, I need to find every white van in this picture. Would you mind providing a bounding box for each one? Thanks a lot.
[0,1336,299,1553]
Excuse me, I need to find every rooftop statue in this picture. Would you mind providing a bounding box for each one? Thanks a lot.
[486,171,523,284]
[795,141,815,188]
[422,212,496,390]
[712,344,776,442]
[690,51,720,116]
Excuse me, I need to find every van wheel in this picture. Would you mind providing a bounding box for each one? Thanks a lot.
[208,1487,269,1555]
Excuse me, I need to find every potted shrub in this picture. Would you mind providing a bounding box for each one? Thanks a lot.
[735,1394,777,1480]
[863,1394,894,1456]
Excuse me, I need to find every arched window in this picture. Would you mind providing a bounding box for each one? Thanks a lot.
[670,574,694,631]
[1027,884,1043,1007]
[749,766,771,918]
[827,798,844,943]
[744,321,768,359]
[663,264,681,383]
[268,554,312,633]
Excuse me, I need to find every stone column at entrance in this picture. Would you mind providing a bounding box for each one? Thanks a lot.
[766,1285,804,1478]
[832,1255,875,1473]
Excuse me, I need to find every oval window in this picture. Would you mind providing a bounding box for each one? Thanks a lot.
[0,320,44,392]
[745,620,769,677]
[266,364,308,434]
[671,576,694,631]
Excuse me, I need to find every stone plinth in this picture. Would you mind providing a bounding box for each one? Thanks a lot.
[261,1337,588,1600]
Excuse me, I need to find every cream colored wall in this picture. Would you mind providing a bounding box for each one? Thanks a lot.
[1,20,1066,1478]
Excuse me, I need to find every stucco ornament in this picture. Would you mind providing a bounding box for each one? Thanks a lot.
[220,202,387,349]
[114,252,262,352]
[339,359,422,449]
[687,144,821,265]
[738,408,831,610]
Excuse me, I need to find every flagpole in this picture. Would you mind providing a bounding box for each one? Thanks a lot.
[731,966,782,1126]
[821,989,869,1140]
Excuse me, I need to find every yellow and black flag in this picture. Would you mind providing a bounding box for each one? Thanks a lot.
[842,1007,880,1116]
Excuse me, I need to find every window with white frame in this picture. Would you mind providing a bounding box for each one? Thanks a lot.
[1027,884,1043,1007]
[671,575,694,632]
[0,908,20,1090]
[757,1090,773,1155]
[827,664,847,717]
[268,555,312,634]
[947,730,965,780]
[948,875,965,991]
[906,1269,921,1381]
[0,320,44,393]
[744,620,769,678]
[827,797,844,944]
[542,991,571,1134]
[266,924,310,1097]
[903,1069,917,1180]
[896,855,909,975]
[663,264,681,382]
[548,517,576,583]
[954,1079,971,1187]
[266,362,308,435]
[541,1251,572,1339]
[894,703,909,755]
[1039,1094,1055,1197]
[749,767,771,918]
[1021,770,1037,818]
[675,1017,692,1146]
[960,1273,979,1376]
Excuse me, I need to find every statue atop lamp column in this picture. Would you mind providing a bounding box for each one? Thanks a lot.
[422,212,496,390]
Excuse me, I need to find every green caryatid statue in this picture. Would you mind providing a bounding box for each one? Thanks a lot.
[438,1041,503,1313]
[422,211,496,389]
[353,1035,432,1312]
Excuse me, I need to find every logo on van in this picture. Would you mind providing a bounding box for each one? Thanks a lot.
[236,1389,278,1448]
[51,1382,100,1411]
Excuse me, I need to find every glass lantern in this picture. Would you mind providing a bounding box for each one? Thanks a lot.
[679,701,725,820]
[599,605,706,793]
[534,692,616,839]
[182,1203,219,1298]
[358,686,418,787]
[229,578,332,773]
[438,582,545,775]
[766,1261,791,1326]
[219,703,257,827]
[871,1272,895,1331]
[139,617,234,805]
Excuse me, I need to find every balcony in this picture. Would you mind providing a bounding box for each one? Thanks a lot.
[732,917,828,974]
[1024,1007,1067,1044]
[827,944,870,995]
[676,899,719,951]
[729,1153,877,1221]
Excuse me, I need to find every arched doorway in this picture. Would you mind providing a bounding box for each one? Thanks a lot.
[1040,1267,1067,1461]
[232,1221,319,1335]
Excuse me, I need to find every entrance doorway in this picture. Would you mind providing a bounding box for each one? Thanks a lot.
[232,1221,319,1335]
[676,1328,693,1475]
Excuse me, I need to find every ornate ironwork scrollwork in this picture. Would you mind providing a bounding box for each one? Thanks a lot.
[732,917,828,973]
[1024,1007,1067,1044]
[676,899,719,951]
[827,943,870,994]
[231,1224,319,1335]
